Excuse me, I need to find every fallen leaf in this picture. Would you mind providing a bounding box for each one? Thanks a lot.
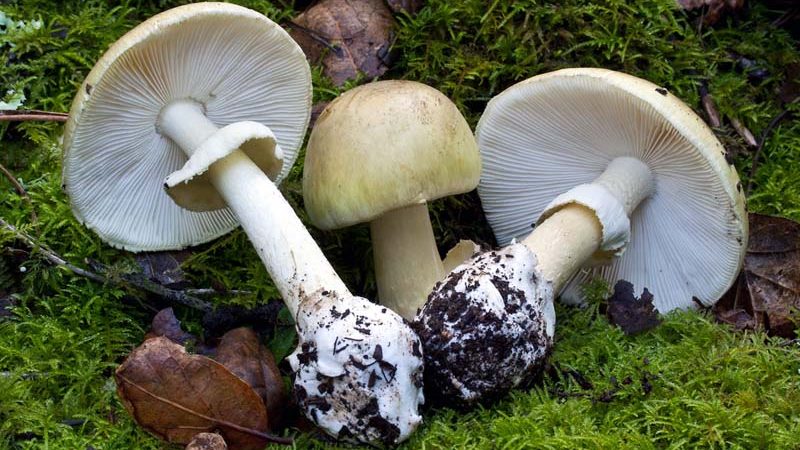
[186,433,228,450]
[676,0,745,25]
[136,250,191,289]
[605,280,662,335]
[716,214,800,337]
[115,337,289,449]
[215,328,287,428]
[385,0,424,14]
[290,0,395,86]
[144,308,197,346]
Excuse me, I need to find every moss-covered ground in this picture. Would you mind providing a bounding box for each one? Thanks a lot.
[1,0,799,448]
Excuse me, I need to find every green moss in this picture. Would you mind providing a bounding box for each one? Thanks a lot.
[0,0,798,448]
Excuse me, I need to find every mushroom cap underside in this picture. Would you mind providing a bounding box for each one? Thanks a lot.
[63,2,312,251]
[476,68,747,312]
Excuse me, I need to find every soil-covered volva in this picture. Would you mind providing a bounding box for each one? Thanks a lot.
[412,243,554,406]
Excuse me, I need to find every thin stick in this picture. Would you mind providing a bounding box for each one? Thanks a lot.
[0,110,68,122]
[0,217,212,312]
[184,288,253,296]
[1,218,284,331]
[0,163,38,224]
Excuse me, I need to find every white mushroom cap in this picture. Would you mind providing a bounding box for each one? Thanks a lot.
[62,2,311,251]
[477,68,747,312]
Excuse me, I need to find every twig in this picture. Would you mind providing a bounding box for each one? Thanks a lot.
[0,163,38,224]
[0,371,46,379]
[184,288,253,296]
[746,109,792,196]
[2,217,285,334]
[0,217,213,312]
[87,259,213,313]
[0,110,68,122]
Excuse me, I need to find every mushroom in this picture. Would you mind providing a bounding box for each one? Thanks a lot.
[303,80,481,320]
[62,3,423,445]
[413,68,747,405]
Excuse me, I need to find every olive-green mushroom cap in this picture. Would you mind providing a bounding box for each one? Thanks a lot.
[303,80,480,230]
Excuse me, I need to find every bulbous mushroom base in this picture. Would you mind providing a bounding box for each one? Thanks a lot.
[288,291,424,445]
[411,243,555,406]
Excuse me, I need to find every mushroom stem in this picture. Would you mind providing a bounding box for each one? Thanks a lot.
[522,205,602,292]
[370,203,445,320]
[522,156,654,291]
[158,100,349,316]
[593,157,655,216]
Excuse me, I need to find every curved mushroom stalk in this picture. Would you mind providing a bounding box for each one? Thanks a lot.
[158,100,424,446]
[411,158,651,406]
[525,156,654,292]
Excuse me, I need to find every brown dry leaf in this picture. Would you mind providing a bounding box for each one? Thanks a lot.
[186,433,228,450]
[115,337,290,449]
[144,308,197,346]
[676,0,745,25]
[290,0,395,86]
[215,328,287,428]
[715,214,800,337]
[136,250,191,289]
[605,280,662,335]
[386,0,424,14]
